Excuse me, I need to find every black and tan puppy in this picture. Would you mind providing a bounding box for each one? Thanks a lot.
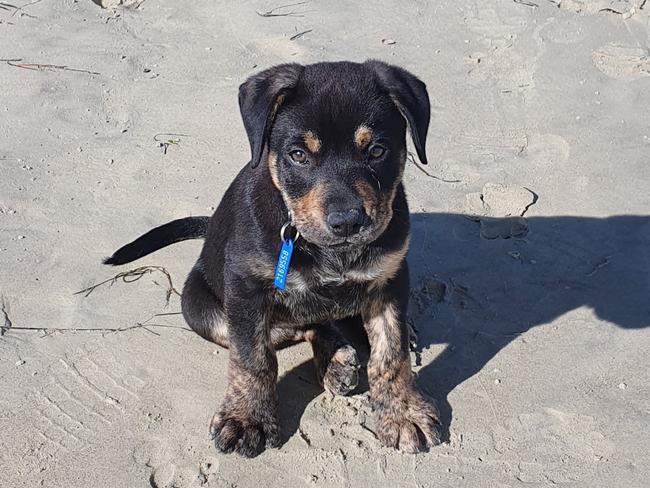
[105,60,441,457]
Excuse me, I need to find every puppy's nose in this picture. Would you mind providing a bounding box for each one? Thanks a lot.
[327,208,365,237]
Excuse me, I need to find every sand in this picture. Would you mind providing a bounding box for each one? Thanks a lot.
[1,1,649,487]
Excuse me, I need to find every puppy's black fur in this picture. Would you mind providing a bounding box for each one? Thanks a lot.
[105,60,441,457]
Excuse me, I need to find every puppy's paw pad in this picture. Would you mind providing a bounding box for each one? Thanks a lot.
[323,345,360,396]
[210,411,280,458]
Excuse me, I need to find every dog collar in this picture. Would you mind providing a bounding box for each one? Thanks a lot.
[274,221,299,290]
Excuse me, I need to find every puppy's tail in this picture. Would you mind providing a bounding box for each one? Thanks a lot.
[104,216,210,266]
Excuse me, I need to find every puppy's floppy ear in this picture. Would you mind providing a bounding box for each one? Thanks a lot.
[238,63,304,168]
[365,60,431,165]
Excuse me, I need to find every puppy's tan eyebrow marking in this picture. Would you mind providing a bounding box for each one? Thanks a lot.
[354,125,373,148]
[304,131,321,153]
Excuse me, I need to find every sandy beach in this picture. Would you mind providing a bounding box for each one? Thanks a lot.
[1,1,649,486]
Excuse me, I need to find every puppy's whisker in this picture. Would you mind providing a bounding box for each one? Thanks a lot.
[367,165,382,191]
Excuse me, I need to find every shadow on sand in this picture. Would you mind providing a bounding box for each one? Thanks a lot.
[277,213,650,442]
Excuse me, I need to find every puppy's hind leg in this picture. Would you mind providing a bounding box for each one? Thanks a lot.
[182,264,228,347]
[309,322,360,396]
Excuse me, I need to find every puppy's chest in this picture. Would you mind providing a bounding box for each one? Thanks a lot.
[273,258,383,323]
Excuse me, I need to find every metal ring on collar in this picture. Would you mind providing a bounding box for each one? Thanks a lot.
[280,222,300,243]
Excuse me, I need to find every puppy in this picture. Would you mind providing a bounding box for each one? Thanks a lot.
[105,60,441,457]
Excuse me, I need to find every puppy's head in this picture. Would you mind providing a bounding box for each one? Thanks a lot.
[239,60,430,248]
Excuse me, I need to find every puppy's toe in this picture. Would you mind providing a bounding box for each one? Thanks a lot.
[405,392,442,449]
[263,418,281,449]
[322,345,360,396]
[210,410,279,458]
[375,388,442,453]
[211,416,244,454]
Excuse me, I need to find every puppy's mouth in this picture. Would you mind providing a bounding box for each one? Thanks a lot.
[329,239,358,249]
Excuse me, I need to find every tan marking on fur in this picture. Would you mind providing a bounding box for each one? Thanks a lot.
[364,302,400,370]
[355,179,378,220]
[354,125,373,148]
[208,310,229,347]
[372,235,410,289]
[291,184,325,224]
[362,298,441,451]
[369,170,404,240]
[304,131,321,153]
[344,235,409,289]
[268,151,281,192]
[273,94,286,117]
[303,329,316,342]
[333,348,351,364]
[213,355,279,438]
[210,311,281,456]
[361,151,407,243]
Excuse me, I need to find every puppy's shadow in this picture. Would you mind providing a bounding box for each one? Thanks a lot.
[277,359,322,441]
[408,213,650,442]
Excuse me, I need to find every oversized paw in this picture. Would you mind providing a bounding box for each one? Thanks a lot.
[320,345,360,396]
[210,405,280,458]
[375,388,441,453]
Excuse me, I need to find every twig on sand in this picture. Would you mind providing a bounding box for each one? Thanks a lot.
[1,323,192,335]
[3,58,100,75]
[513,0,538,7]
[2,269,187,337]
[407,152,461,183]
[586,256,611,277]
[1,297,12,336]
[153,133,189,155]
[0,312,190,337]
[256,1,310,18]
[289,28,312,41]
[126,0,148,8]
[74,266,181,305]
[0,0,42,18]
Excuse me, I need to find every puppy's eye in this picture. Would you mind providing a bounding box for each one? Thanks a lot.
[369,145,386,158]
[289,150,307,164]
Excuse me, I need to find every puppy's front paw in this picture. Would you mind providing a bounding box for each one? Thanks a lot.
[210,402,280,458]
[321,345,360,396]
[375,388,441,453]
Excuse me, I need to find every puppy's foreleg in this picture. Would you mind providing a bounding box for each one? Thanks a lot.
[362,263,441,453]
[210,290,280,458]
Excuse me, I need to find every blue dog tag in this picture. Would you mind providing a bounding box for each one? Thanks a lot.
[274,238,294,290]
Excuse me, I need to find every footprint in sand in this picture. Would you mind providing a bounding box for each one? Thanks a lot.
[592,44,650,81]
[465,183,537,239]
